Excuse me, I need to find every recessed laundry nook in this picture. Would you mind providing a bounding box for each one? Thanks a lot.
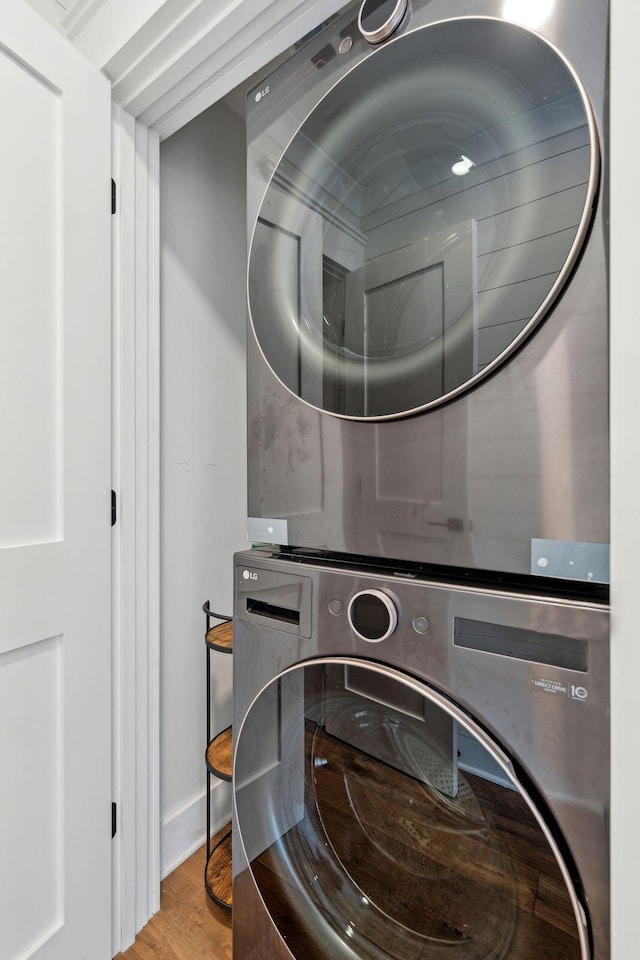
[2,1,639,959]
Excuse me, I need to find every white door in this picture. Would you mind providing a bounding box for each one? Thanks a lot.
[0,3,112,959]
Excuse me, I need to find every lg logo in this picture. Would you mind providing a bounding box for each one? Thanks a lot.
[242,570,258,581]
[254,85,270,103]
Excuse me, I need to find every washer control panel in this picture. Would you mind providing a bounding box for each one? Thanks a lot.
[348,589,398,642]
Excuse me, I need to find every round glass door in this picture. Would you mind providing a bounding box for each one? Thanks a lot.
[235,659,587,959]
[248,18,598,419]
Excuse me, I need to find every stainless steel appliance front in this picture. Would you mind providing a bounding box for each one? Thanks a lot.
[245,0,609,583]
[232,550,610,959]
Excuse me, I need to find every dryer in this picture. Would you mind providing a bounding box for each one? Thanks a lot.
[232,548,610,959]
[245,0,609,586]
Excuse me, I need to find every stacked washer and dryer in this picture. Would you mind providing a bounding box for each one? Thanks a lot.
[232,2,610,958]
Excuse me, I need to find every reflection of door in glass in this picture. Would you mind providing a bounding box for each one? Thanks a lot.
[250,184,325,408]
[252,170,478,419]
[342,220,477,417]
[252,220,302,391]
[322,256,349,414]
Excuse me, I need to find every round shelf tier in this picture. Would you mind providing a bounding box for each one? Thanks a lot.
[205,828,232,910]
[205,620,233,653]
[206,726,233,781]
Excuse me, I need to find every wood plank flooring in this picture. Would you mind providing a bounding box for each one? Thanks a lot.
[115,830,232,960]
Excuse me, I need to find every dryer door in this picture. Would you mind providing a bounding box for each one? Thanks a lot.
[234,658,589,960]
[248,17,599,420]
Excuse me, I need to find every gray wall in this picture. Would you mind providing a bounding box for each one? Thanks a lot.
[160,100,247,876]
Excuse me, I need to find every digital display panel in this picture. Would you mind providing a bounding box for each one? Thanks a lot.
[454,618,588,672]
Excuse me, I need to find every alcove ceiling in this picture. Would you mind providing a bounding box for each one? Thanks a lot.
[25,0,347,139]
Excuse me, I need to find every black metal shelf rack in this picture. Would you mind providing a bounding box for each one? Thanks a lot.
[203,601,233,911]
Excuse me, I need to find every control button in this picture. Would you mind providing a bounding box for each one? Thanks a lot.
[412,616,429,634]
[348,589,397,643]
[358,0,408,45]
[339,36,353,55]
[328,599,343,615]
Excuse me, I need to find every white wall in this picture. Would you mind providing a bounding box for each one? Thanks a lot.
[159,100,248,877]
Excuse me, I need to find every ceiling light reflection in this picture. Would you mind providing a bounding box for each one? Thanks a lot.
[451,155,475,177]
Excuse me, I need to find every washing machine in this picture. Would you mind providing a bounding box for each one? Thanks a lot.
[245,0,609,586]
[232,548,609,959]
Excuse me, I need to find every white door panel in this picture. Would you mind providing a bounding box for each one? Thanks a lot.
[0,2,111,959]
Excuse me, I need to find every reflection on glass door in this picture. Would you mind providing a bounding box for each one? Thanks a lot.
[320,224,476,416]
[235,660,586,959]
[322,256,348,413]
[248,18,598,419]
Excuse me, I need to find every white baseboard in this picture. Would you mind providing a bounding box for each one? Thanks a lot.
[160,779,233,879]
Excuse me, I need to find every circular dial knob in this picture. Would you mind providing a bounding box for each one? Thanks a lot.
[348,589,398,642]
[358,0,408,45]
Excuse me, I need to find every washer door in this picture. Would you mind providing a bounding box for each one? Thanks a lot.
[248,18,598,419]
[235,658,588,959]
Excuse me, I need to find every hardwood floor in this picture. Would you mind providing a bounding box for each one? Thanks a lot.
[115,830,232,960]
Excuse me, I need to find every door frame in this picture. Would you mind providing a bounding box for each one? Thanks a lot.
[111,106,161,953]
